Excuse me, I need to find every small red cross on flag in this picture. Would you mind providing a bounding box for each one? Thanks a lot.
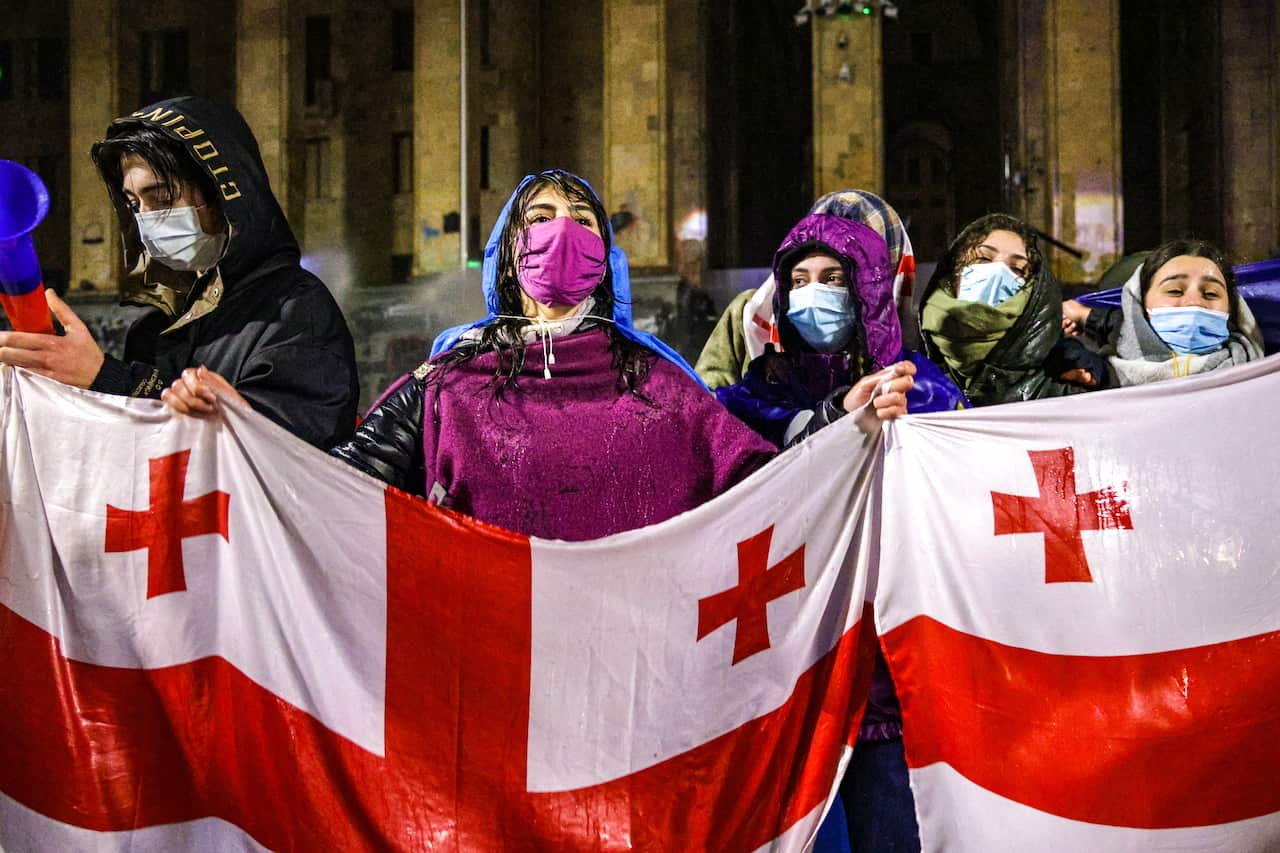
[990,447,1133,583]
[104,449,230,599]
[697,524,806,664]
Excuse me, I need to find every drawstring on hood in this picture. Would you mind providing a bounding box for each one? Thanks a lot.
[485,298,616,379]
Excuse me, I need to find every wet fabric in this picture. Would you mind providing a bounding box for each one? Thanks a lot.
[0,363,874,852]
[877,355,1280,850]
[87,96,358,448]
[336,327,775,541]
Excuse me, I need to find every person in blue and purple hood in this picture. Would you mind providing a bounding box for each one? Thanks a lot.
[717,212,967,853]
[717,213,966,447]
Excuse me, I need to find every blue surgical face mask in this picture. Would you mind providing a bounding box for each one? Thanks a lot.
[1148,306,1230,355]
[956,261,1026,306]
[787,283,855,352]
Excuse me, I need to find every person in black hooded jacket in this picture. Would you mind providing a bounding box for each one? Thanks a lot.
[0,96,358,448]
[917,212,1109,405]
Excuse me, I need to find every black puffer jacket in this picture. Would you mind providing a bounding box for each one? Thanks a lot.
[88,97,358,448]
[331,372,426,495]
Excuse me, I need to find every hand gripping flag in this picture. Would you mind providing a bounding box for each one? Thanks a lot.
[0,364,879,851]
[876,355,1280,851]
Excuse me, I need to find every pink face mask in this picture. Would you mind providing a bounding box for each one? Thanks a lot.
[516,217,607,307]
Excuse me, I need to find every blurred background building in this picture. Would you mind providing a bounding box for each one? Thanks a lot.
[4,0,1279,399]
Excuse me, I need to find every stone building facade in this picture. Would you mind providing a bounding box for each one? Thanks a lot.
[4,0,1279,403]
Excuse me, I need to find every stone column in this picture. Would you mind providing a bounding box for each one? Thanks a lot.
[236,0,292,219]
[69,0,120,293]
[476,0,541,235]
[811,11,882,198]
[666,0,707,287]
[1220,0,1278,260]
[1042,0,1122,282]
[602,0,668,269]
[413,0,465,274]
[341,3,392,288]
[1002,0,1052,229]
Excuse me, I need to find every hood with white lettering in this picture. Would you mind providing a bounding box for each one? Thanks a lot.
[95,96,299,313]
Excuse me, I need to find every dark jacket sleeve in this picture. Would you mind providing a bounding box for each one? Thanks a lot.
[329,377,425,495]
[783,385,852,448]
[1083,305,1123,347]
[235,343,359,448]
[89,354,172,398]
[1042,337,1114,391]
[231,286,360,449]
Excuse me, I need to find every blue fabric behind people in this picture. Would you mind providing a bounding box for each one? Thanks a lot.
[429,173,708,389]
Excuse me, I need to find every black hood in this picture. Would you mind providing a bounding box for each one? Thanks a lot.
[917,215,1075,403]
[918,216,1064,375]
[100,96,300,295]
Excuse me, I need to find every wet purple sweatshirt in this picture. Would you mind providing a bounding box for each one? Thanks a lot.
[416,329,775,541]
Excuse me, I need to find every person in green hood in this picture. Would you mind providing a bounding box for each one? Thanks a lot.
[918,213,1107,405]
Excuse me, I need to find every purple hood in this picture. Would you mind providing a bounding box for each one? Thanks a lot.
[772,214,901,369]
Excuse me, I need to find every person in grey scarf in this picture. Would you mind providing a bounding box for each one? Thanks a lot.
[1066,239,1263,386]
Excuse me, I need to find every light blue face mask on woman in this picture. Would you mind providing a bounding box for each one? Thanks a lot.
[1148,306,1230,355]
[786,283,855,352]
[956,261,1025,306]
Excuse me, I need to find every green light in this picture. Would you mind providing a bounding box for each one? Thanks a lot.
[466,259,481,269]
[861,4,873,14]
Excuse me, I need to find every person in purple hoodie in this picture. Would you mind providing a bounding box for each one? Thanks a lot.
[320,170,778,537]
[718,213,966,447]
[717,213,967,853]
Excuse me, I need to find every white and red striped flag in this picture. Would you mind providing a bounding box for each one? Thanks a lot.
[0,364,877,851]
[877,356,1280,851]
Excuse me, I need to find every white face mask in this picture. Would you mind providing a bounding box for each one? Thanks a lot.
[134,206,227,272]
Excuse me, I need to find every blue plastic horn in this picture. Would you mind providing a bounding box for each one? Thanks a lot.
[0,159,54,334]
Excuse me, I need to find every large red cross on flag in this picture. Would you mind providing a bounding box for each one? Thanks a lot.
[697,524,806,664]
[0,365,878,851]
[990,446,1133,583]
[105,449,231,598]
[876,359,1280,851]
